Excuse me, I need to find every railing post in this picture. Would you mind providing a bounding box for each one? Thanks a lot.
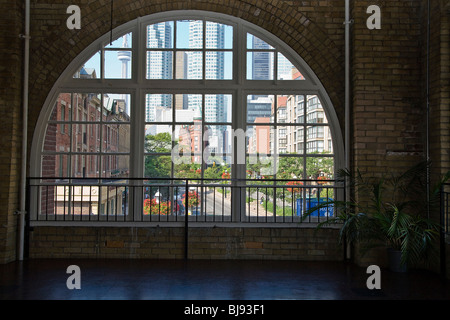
[184,179,189,260]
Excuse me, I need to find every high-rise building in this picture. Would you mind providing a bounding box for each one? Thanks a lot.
[146,22,173,122]
[252,36,272,80]
[188,21,227,154]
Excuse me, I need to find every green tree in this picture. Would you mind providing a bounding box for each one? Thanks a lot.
[144,132,172,179]
[145,132,171,153]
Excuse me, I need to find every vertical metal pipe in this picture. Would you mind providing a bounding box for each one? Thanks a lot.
[18,0,31,260]
[344,0,351,260]
[345,0,350,172]
[426,0,431,219]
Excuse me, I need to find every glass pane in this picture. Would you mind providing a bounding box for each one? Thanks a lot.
[277,52,304,80]
[247,51,274,80]
[72,124,101,153]
[246,155,278,179]
[204,154,233,181]
[184,51,203,79]
[206,21,233,49]
[147,22,173,48]
[71,154,99,178]
[146,51,173,79]
[306,156,334,179]
[285,95,305,124]
[274,126,287,154]
[101,155,129,178]
[177,20,203,49]
[43,123,70,152]
[173,124,202,165]
[247,33,273,50]
[306,95,327,124]
[103,94,131,122]
[72,93,102,122]
[275,95,288,123]
[305,126,333,155]
[246,125,274,155]
[104,50,132,79]
[205,94,231,123]
[175,94,202,122]
[41,154,70,178]
[49,93,72,122]
[102,124,130,153]
[73,51,100,79]
[204,125,232,157]
[205,51,232,80]
[276,157,304,180]
[145,94,172,122]
[144,125,173,153]
[105,32,132,49]
[173,161,202,180]
[246,95,274,124]
[293,126,304,155]
[145,155,172,179]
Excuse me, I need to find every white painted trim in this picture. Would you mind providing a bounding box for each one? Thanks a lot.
[30,10,345,224]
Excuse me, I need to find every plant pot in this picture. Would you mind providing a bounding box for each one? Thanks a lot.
[387,249,408,273]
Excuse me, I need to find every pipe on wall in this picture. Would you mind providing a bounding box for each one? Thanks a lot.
[344,0,351,260]
[344,0,351,173]
[18,0,30,261]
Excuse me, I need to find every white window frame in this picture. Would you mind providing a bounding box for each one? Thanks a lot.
[30,11,344,226]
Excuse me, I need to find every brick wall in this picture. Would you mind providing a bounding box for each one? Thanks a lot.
[28,226,343,261]
[351,1,425,176]
[0,0,23,263]
[428,1,450,190]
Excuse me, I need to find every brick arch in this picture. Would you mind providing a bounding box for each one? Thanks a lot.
[28,1,345,141]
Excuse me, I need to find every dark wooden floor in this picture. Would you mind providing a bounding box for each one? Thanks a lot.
[0,259,449,300]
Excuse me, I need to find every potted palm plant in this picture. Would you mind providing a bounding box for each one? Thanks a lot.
[303,161,448,272]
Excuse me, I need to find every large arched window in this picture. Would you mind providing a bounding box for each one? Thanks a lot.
[31,11,343,224]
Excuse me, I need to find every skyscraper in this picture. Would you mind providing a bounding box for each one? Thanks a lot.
[252,36,272,80]
[187,21,227,154]
[146,22,173,122]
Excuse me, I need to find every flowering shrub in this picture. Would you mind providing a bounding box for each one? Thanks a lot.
[182,190,200,208]
[286,181,303,193]
[317,176,328,185]
[143,198,171,215]
[221,172,230,179]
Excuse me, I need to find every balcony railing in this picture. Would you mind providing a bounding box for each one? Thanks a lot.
[27,177,345,225]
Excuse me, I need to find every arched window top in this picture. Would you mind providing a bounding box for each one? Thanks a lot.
[65,12,314,87]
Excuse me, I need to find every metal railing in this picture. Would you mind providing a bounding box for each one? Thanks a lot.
[27,177,345,225]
